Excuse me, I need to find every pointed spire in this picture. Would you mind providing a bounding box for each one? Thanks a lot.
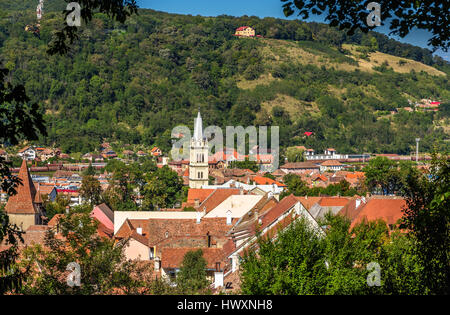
[193,110,203,141]
[5,160,38,214]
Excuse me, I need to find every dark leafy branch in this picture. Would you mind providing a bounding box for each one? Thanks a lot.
[281,0,449,51]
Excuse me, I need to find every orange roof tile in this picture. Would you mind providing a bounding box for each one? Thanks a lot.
[161,247,224,269]
[198,188,241,214]
[295,196,322,210]
[350,198,406,229]
[5,160,39,214]
[260,194,298,230]
[252,176,286,187]
[320,160,343,166]
[187,189,215,204]
[319,197,350,207]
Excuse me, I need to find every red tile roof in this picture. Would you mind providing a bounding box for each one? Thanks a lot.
[260,194,298,230]
[5,160,39,214]
[319,197,350,207]
[350,198,406,229]
[198,188,241,214]
[252,176,286,187]
[161,247,224,269]
[187,189,215,204]
[236,26,252,31]
[294,196,322,210]
[320,160,343,166]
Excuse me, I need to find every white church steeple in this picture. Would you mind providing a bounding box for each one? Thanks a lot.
[194,111,203,141]
[189,110,209,189]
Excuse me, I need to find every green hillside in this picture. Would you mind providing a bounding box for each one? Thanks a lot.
[0,2,449,155]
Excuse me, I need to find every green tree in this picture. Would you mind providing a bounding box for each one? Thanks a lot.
[282,174,309,196]
[286,146,305,162]
[176,249,210,293]
[143,166,184,210]
[0,206,25,294]
[400,153,450,294]
[80,175,102,207]
[240,213,422,295]
[83,163,96,176]
[281,0,449,51]
[16,206,150,295]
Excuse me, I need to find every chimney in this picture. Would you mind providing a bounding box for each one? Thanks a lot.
[65,206,70,214]
[136,227,143,235]
[226,210,232,225]
[196,211,202,224]
[305,195,308,200]
[194,198,200,208]
[239,187,243,195]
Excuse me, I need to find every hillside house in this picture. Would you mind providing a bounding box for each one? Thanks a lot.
[234,26,255,37]
[18,146,36,160]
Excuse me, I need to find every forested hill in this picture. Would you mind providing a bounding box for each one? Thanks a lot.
[0,2,449,155]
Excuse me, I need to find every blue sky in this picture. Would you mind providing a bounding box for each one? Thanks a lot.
[138,0,448,61]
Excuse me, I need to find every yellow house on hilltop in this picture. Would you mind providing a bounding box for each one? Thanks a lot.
[234,26,256,37]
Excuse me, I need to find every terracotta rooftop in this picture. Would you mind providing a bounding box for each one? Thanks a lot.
[187,189,215,205]
[319,197,351,207]
[281,162,319,169]
[295,196,322,210]
[320,160,343,166]
[259,194,298,230]
[161,247,224,269]
[5,160,39,214]
[350,198,407,229]
[252,176,286,187]
[198,188,241,214]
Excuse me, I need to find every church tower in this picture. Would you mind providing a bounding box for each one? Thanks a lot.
[189,111,209,189]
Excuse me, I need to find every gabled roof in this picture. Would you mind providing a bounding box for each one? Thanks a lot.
[337,198,364,222]
[198,188,241,214]
[114,219,149,245]
[93,203,114,223]
[320,160,343,166]
[350,198,406,229]
[236,26,252,31]
[259,194,298,230]
[5,160,39,214]
[18,146,32,153]
[319,197,350,207]
[187,189,215,205]
[295,196,322,211]
[252,176,286,187]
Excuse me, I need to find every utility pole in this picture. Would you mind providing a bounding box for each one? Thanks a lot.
[415,138,420,163]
